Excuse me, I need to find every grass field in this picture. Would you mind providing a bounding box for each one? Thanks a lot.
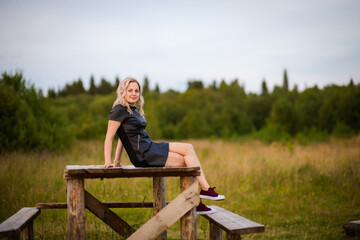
[1,136,359,239]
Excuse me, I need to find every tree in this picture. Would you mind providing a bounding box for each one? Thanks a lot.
[97,78,113,95]
[270,97,299,135]
[0,71,74,151]
[349,78,354,87]
[283,69,289,92]
[89,75,96,95]
[143,76,150,95]
[48,88,56,98]
[187,80,204,90]
[261,79,268,96]
[154,83,160,94]
[211,80,217,90]
[114,76,120,91]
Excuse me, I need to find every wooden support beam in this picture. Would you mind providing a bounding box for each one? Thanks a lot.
[127,181,199,240]
[209,222,222,240]
[84,190,133,237]
[153,177,167,240]
[37,201,163,209]
[67,178,86,240]
[180,176,197,240]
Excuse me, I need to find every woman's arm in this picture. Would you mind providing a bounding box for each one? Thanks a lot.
[103,120,121,168]
[113,138,123,167]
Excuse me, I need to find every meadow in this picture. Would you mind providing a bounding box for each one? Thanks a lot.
[0,136,359,239]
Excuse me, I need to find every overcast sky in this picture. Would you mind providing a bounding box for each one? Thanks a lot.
[1,0,359,94]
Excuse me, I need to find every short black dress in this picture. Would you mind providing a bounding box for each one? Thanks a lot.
[109,104,169,167]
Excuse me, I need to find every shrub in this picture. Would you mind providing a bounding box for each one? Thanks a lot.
[0,72,74,151]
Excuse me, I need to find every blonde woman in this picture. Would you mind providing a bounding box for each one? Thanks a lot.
[103,77,224,214]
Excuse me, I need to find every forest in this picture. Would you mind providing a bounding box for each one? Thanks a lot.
[1,71,359,151]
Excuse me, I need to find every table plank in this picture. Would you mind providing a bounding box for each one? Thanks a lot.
[64,165,200,179]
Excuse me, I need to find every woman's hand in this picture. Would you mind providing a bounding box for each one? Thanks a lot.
[102,163,114,168]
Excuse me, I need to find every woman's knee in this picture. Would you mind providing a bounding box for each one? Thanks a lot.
[183,143,195,154]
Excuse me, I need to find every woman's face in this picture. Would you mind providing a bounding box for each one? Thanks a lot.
[125,82,140,105]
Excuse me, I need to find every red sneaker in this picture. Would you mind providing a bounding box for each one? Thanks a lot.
[196,202,215,215]
[200,187,225,201]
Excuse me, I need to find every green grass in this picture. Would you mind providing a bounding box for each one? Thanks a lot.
[1,136,359,239]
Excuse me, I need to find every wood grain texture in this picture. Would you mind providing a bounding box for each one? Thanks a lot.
[180,176,197,240]
[66,178,85,240]
[64,165,200,179]
[201,206,265,235]
[0,207,40,239]
[153,177,167,240]
[127,181,199,240]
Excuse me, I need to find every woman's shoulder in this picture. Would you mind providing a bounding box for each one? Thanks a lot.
[109,104,128,122]
[112,104,127,110]
[110,104,128,115]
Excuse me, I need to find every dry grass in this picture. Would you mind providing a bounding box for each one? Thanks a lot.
[1,136,359,239]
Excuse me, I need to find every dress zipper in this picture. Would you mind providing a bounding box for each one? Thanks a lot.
[137,135,140,149]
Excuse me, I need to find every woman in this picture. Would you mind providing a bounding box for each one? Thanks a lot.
[103,77,224,214]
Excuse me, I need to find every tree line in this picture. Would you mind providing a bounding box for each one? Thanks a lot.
[1,70,359,151]
[47,75,121,97]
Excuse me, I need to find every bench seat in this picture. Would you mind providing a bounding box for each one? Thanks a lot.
[0,207,41,240]
[201,205,265,239]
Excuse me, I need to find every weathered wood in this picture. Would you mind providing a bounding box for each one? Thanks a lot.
[226,233,242,240]
[36,201,167,209]
[344,220,360,237]
[84,190,133,236]
[209,222,222,240]
[201,206,265,236]
[180,176,197,240]
[64,165,200,179]
[348,220,360,230]
[0,207,40,239]
[127,181,199,240]
[67,178,85,240]
[21,221,34,240]
[153,177,167,240]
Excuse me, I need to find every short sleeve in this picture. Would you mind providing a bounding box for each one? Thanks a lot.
[109,105,127,122]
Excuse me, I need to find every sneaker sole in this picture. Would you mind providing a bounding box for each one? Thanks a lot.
[199,194,225,201]
[196,208,216,215]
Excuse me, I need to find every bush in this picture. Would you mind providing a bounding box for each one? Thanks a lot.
[252,121,291,143]
[0,72,74,151]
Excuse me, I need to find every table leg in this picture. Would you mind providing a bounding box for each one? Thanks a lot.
[67,178,86,240]
[153,177,167,240]
[180,176,197,240]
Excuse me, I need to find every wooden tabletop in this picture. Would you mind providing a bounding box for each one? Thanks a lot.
[64,165,201,179]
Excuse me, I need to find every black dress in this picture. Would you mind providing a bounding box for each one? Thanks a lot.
[109,104,169,167]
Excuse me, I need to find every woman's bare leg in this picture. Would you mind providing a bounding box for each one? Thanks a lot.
[165,142,210,190]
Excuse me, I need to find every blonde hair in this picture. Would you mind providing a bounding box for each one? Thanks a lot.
[113,77,145,117]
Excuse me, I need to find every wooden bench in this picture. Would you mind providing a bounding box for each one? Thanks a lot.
[201,206,265,240]
[0,207,41,240]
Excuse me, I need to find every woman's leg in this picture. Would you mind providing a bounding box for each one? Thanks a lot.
[165,142,210,191]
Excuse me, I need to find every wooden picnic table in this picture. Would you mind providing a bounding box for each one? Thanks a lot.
[64,165,200,240]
